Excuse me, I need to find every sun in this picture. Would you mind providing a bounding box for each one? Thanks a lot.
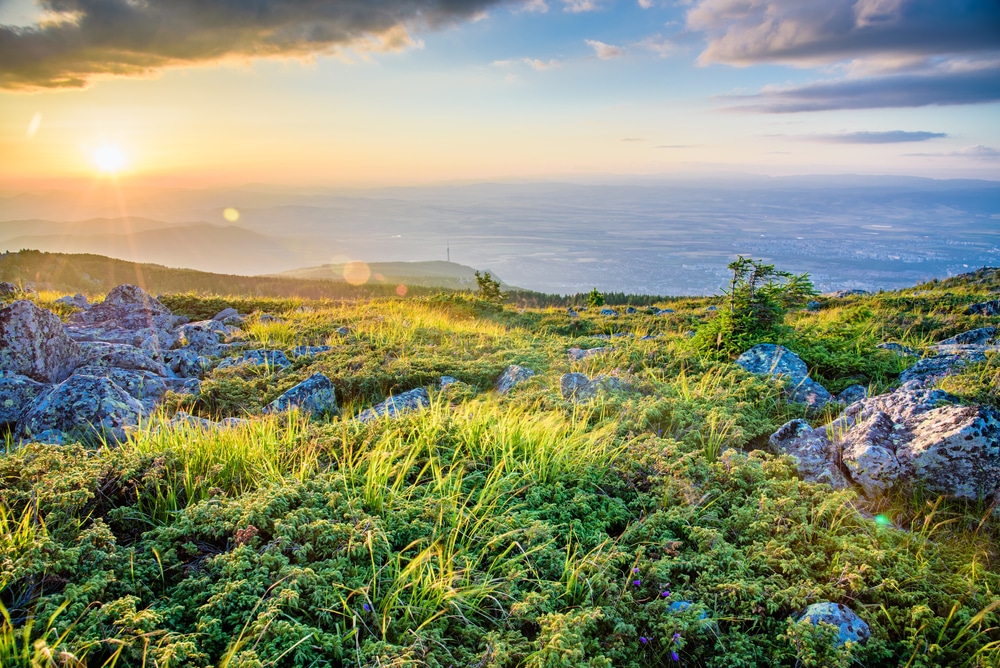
[92,145,128,175]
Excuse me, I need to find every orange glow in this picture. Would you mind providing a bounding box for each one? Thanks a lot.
[343,260,371,286]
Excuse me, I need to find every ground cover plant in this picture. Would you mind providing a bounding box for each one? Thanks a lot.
[2,268,999,666]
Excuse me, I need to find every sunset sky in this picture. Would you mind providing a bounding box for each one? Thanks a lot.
[1,0,998,187]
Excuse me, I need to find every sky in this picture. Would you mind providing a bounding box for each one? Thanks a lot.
[1,0,999,188]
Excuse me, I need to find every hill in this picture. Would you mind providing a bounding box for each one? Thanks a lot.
[280,260,513,290]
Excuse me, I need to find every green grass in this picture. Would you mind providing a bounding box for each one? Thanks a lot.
[1,277,999,666]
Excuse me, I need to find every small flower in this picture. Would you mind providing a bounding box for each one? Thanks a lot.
[671,650,680,661]
[633,579,641,587]
[661,590,671,597]
[632,567,640,574]
[639,636,648,644]
[363,603,371,612]
[673,632,682,643]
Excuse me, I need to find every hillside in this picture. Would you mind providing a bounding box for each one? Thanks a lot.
[0,264,998,666]
[281,260,513,290]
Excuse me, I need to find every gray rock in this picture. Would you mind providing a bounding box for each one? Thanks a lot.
[736,344,832,409]
[840,412,902,496]
[837,384,868,405]
[936,326,996,347]
[0,282,18,297]
[335,326,351,336]
[768,419,850,489]
[967,299,1000,316]
[898,352,985,387]
[357,387,430,423]
[439,376,459,389]
[164,349,211,378]
[72,365,169,408]
[599,308,617,316]
[567,308,579,318]
[17,374,144,444]
[656,308,675,315]
[176,320,229,354]
[0,375,49,424]
[78,342,170,376]
[266,373,337,417]
[212,307,240,322]
[831,289,871,299]
[798,603,870,646]
[495,365,535,395]
[877,342,919,358]
[55,294,90,310]
[568,346,610,362]
[560,372,626,402]
[258,313,283,324]
[806,300,822,311]
[69,284,173,331]
[705,305,717,312]
[290,345,332,357]
[217,349,291,370]
[0,300,81,383]
[625,307,636,314]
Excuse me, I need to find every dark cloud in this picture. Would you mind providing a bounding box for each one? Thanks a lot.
[724,65,1000,112]
[0,0,509,89]
[814,130,946,143]
[689,0,1000,66]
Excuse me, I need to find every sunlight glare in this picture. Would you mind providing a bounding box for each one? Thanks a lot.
[223,207,240,222]
[92,145,128,174]
[344,261,371,286]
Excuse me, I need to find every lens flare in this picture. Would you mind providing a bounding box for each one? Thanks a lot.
[92,145,127,174]
[396,284,408,296]
[26,113,41,138]
[344,260,371,286]
[223,207,240,222]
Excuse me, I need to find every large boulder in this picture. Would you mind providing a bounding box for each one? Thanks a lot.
[357,388,430,423]
[72,365,170,409]
[17,374,144,444]
[0,300,81,383]
[560,372,626,402]
[266,374,337,417]
[967,299,1000,316]
[736,344,833,409]
[69,284,173,330]
[175,320,230,355]
[164,349,211,378]
[78,341,170,376]
[495,365,535,395]
[798,603,870,646]
[768,419,850,489]
[0,375,49,424]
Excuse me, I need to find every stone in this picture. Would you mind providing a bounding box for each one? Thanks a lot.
[17,374,144,444]
[70,284,173,331]
[657,308,675,315]
[898,352,985,387]
[967,299,1000,316]
[290,345,332,357]
[357,387,430,423]
[439,376,459,389]
[335,326,351,336]
[840,412,901,496]
[768,419,850,489]
[72,365,169,409]
[831,289,871,298]
[0,300,82,383]
[0,282,18,297]
[806,300,822,311]
[625,306,636,314]
[568,347,610,362]
[705,305,717,312]
[258,313,283,323]
[599,308,617,316]
[736,344,832,409]
[55,294,90,310]
[936,326,996,347]
[265,373,337,417]
[495,365,535,395]
[0,375,49,424]
[837,384,868,405]
[567,308,579,318]
[212,307,240,322]
[164,349,211,378]
[877,342,919,358]
[798,603,870,646]
[217,349,291,370]
[176,320,230,354]
[78,342,170,376]
[560,372,625,402]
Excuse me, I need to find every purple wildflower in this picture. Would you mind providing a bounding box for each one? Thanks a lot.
[633,579,641,587]
[671,650,680,661]
[639,637,648,644]
[673,632,681,644]
[363,603,371,612]
[661,590,671,597]
[632,567,640,574]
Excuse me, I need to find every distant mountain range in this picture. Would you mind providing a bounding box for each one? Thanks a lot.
[281,260,510,290]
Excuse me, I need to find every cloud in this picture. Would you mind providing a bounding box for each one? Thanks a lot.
[688,0,1000,67]
[905,145,1000,159]
[638,0,654,7]
[724,64,1000,112]
[654,144,693,148]
[518,0,549,12]
[620,137,644,142]
[0,0,510,90]
[564,0,599,12]
[586,39,624,59]
[813,130,947,143]
[493,56,559,70]
[638,35,678,57]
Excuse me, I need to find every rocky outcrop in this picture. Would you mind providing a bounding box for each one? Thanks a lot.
[78,342,170,376]
[897,327,998,388]
[877,342,919,358]
[736,344,833,409]
[495,365,535,395]
[0,375,49,424]
[560,372,626,402]
[837,384,868,405]
[217,349,291,370]
[967,299,1000,316]
[17,374,144,444]
[266,374,337,417]
[768,419,850,489]
[70,284,173,330]
[357,388,430,423]
[568,347,610,362]
[291,345,332,357]
[0,300,82,383]
[798,603,869,646]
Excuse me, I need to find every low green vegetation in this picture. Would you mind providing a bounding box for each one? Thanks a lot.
[2,264,999,666]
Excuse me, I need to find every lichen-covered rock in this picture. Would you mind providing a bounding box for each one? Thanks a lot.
[768,419,850,489]
[967,299,1000,316]
[78,342,170,376]
[217,349,291,370]
[495,365,535,395]
[840,412,901,496]
[55,293,90,310]
[0,374,49,424]
[72,365,169,409]
[212,307,241,323]
[290,345,332,357]
[559,372,626,402]
[164,349,211,378]
[798,603,870,646]
[898,352,985,387]
[266,373,337,417]
[937,326,996,347]
[599,308,618,316]
[0,282,18,298]
[357,388,430,423]
[70,284,173,331]
[176,320,230,354]
[877,342,919,358]
[0,300,81,383]
[837,384,868,405]
[17,374,144,444]
[568,347,610,362]
[736,344,832,409]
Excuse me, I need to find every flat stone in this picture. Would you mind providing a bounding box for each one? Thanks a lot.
[217,349,291,370]
[495,365,535,395]
[265,373,337,417]
[560,372,626,402]
[799,603,870,646]
[17,374,144,445]
[568,347,610,362]
[357,387,430,423]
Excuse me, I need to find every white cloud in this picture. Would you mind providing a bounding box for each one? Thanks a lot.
[586,39,624,59]
[518,0,549,13]
[564,0,599,12]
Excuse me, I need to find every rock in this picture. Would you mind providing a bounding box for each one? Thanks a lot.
[831,289,871,299]
[736,344,832,409]
[258,314,283,324]
[78,342,170,376]
[599,308,618,316]
[560,372,625,402]
[265,373,337,417]
[877,342,919,358]
[290,345,332,357]
[357,388,430,423]
[164,349,211,378]
[335,326,351,336]
[625,307,636,314]
[0,300,82,383]
[439,376,458,389]
[176,321,230,354]
[936,326,997,347]
[840,412,901,496]
[55,294,90,310]
[0,282,18,297]
[837,384,868,405]
[70,284,173,331]
[658,308,675,314]
[898,352,985,387]
[17,374,144,444]
[567,308,579,318]
[705,305,717,312]
[0,375,49,424]
[768,419,850,489]
[217,349,291,370]
[798,603,870,646]
[568,347,610,362]
[74,364,171,406]
[212,307,240,322]
[806,300,822,311]
[495,365,535,395]
[967,299,1000,316]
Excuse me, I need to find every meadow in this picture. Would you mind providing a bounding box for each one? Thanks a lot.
[1,270,999,667]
